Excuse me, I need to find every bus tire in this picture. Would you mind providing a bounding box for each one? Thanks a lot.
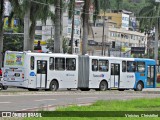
[80,88,90,91]
[0,83,3,91]
[135,81,143,91]
[118,89,125,91]
[3,86,8,90]
[28,88,39,91]
[99,81,108,91]
[49,80,58,91]
[67,88,71,91]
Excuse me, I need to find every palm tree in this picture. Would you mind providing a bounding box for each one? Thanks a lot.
[54,0,61,53]
[82,0,101,55]
[0,0,4,68]
[139,0,160,62]
[68,0,75,54]
[23,0,31,51]
[82,0,91,55]
[10,0,55,51]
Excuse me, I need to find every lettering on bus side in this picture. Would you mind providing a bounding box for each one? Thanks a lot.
[127,75,134,78]
[66,74,75,76]
[93,74,104,77]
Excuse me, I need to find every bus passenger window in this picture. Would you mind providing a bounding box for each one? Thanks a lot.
[122,61,126,72]
[66,58,76,71]
[92,59,98,71]
[30,56,34,70]
[137,62,145,72]
[55,58,65,70]
[49,57,54,70]
[99,60,108,72]
[127,61,136,72]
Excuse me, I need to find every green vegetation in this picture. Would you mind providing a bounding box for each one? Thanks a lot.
[156,83,160,87]
[24,98,160,120]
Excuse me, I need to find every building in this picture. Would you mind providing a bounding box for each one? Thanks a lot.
[88,25,146,57]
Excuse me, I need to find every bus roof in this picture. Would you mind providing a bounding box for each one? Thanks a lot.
[5,51,155,62]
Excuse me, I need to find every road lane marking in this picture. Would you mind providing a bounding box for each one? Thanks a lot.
[76,97,98,100]
[34,99,56,102]
[0,102,11,104]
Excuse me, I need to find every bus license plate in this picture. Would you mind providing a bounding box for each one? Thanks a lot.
[14,73,20,77]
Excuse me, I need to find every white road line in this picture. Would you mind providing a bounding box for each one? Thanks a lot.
[76,97,98,100]
[0,102,11,104]
[34,99,56,102]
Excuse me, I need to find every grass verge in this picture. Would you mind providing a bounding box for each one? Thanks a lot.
[23,98,160,120]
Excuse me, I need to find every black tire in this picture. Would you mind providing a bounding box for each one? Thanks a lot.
[0,83,3,91]
[99,81,108,91]
[118,89,125,91]
[28,88,39,91]
[67,88,71,91]
[2,86,8,90]
[49,80,59,91]
[135,82,143,91]
[80,88,90,91]
[95,89,100,91]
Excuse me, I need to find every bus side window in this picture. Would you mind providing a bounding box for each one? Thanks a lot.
[49,57,54,70]
[92,59,98,71]
[99,60,108,72]
[55,58,65,70]
[137,62,145,72]
[30,56,34,70]
[127,61,136,72]
[122,61,126,72]
[66,58,76,71]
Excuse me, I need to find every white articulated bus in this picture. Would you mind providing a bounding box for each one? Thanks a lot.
[2,51,156,91]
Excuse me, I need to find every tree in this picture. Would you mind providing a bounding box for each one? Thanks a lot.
[68,0,75,54]
[81,0,100,55]
[0,0,4,68]
[10,0,55,52]
[46,37,69,53]
[139,0,160,62]
[54,0,61,53]
[82,0,90,55]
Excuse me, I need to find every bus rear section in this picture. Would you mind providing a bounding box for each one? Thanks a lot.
[2,51,26,87]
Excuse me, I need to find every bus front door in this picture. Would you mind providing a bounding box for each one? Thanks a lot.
[147,65,155,88]
[110,63,120,88]
[36,60,47,88]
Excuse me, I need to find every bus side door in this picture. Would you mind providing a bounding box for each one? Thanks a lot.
[36,60,47,88]
[110,63,120,88]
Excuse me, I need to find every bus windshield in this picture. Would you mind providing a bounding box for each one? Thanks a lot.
[4,52,24,66]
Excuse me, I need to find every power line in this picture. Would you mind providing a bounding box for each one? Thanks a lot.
[30,0,160,19]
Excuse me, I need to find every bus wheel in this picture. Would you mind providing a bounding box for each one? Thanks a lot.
[135,82,143,91]
[49,80,58,91]
[99,81,108,91]
[67,88,71,91]
[3,86,8,90]
[118,89,125,91]
[80,88,90,91]
[0,83,3,91]
[28,88,39,91]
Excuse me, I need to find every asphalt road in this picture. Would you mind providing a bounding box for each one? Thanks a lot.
[0,88,160,111]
